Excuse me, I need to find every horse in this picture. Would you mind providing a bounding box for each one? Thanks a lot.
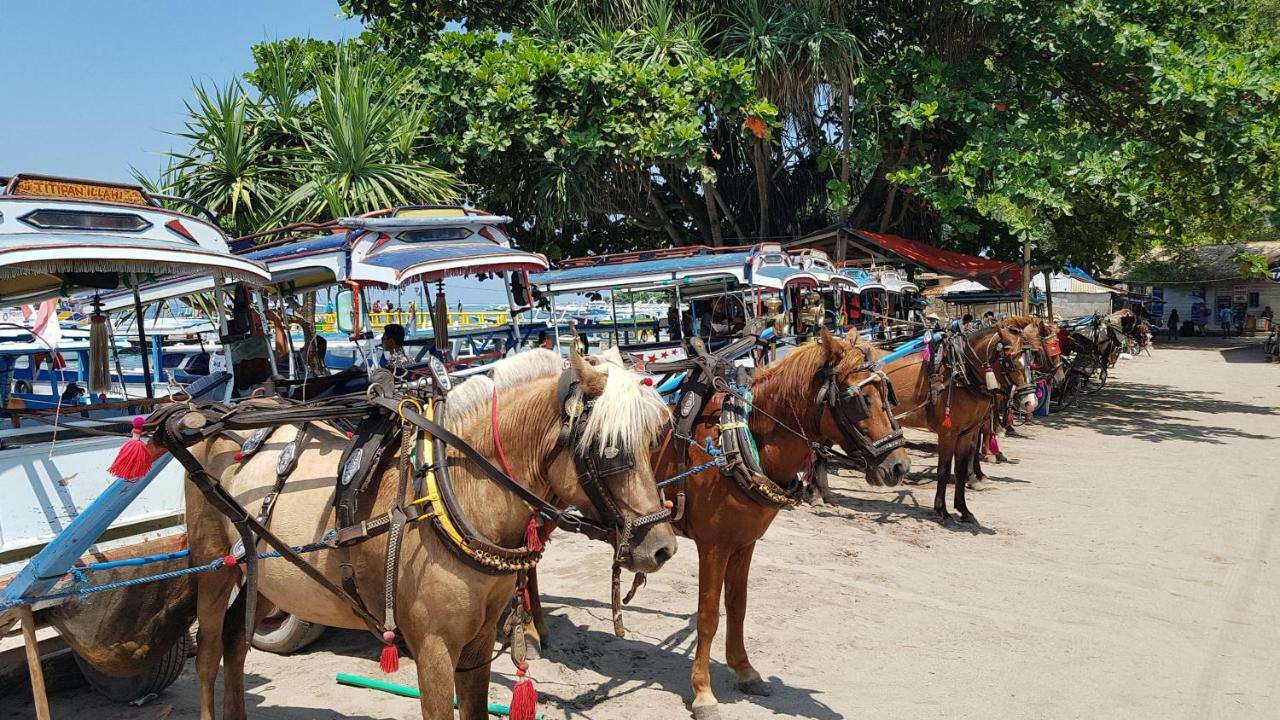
[880,325,1037,523]
[182,345,679,720]
[527,328,911,720]
[969,317,1065,487]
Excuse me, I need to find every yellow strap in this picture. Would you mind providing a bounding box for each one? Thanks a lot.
[717,421,748,431]
[409,402,476,558]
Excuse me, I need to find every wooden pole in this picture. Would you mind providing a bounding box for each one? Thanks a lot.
[1020,235,1033,316]
[131,282,154,399]
[20,605,52,720]
[1042,268,1055,320]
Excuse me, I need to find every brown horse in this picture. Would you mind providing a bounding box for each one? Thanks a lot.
[969,317,1065,486]
[529,328,910,719]
[880,325,1036,523]
[184,347,679,720]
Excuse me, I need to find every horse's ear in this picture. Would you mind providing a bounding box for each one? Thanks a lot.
[998,326,1021,349]
[820,326,846,361]
[569,341,608,397]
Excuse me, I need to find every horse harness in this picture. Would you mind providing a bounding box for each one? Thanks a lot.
[145,366,655,661]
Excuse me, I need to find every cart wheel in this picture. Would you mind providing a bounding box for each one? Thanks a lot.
[74,632,188,703]
[252,610,326,654]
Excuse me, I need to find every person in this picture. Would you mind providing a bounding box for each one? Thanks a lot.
[1191,302,1207,336]
[1263,306,1274,322]
[1218,304,1234,336]
[700,297,734,339]
[372,299,383,315]
[961,313,974,332]
[304,334,328,376]
[1167,308,1180,340]
[667,301,683,341]
[1233,305,1244,335]
[982,310,996,327]
[407,300,417,334]
[380,323,406,367]
[537,330,553,350]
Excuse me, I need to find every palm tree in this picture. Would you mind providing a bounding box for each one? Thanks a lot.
[164,82,287,236]
[281,51,462,223]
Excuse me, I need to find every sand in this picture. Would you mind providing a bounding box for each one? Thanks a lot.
[8,338,1279,719]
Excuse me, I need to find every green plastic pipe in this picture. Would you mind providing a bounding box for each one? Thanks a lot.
[334,673,544,719]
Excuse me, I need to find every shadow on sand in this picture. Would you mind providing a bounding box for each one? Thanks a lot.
[533,594,843,720]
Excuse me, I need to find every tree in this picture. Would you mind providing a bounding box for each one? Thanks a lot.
[341,0,1280,273]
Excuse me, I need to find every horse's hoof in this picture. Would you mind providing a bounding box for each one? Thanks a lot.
[958,513,978,525]
[967,479,991,491]
[936,511,954,525]
[525,637,543,661]
[738,678,774,697]
[692,705,723,720]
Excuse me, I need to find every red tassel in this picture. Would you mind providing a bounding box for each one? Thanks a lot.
[941,410,953,428]
[109,418,154,481]
[509,662,537,720]
[379,631,399,673]
[524,518,543,553]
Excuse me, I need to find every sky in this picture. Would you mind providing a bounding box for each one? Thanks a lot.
[0,1,362,183]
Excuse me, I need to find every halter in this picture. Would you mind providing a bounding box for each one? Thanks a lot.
[815,359,906,464]
[555,370,671,566]
[990,339,1037,406]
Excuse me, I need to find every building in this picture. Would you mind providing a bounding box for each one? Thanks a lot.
[1122,241,1280,333]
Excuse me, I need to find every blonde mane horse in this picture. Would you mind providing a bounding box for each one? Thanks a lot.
[185,347,678,720]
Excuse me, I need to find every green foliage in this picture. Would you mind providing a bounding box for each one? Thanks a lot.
[1230,249,1270,278]
[142,48,460,235]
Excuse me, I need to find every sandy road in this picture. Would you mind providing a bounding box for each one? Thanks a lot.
[6,338,1279,719]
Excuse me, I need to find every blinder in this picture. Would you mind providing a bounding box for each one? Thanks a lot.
[818,362,906,464]
[556,370,669,564]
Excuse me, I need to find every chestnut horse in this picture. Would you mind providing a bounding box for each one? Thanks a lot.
[184,346,678,720]
[880,326,1037,523]
[529,328,910,719]
[970,317,1064,486]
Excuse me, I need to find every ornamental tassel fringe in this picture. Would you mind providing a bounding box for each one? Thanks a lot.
[509,662,537,720]
[108,417,154,481]
[941,408,953,428]
[379,631,400,674]
[88,314,111,394]
[524,518,544,553]
[983,364,1000,391]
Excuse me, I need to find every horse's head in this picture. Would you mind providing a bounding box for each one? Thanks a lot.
[993,326,1039,415]
[550,344,679,574]
[817,327,911,487]
[1011,319,1065,385]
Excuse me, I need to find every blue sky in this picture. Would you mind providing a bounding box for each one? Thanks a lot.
[0,1,361,184]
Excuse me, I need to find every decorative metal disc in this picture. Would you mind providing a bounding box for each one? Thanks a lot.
[241,427,271,457]
[276,439,298,476]
[340,447,364,486]
[426,354,451,392]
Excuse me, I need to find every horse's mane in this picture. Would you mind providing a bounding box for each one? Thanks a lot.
[445,346,669,454]
[1002,315,1038,329]
[751,339,870,422]
[443,349,563,430]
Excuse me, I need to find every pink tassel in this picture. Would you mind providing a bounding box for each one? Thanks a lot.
[509,662,537,720]
[941,409,953,428]
[922,342,931,362]
[987,433,1000,455]
[379,631,399,673]
[524,518,544,553]
[109,418,154,481]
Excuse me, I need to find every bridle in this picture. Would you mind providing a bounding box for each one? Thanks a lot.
[815,354,906,465]
[555,370,671,566]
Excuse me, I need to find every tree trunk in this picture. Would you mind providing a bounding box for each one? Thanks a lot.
[701,164,724,247]
[840,81,852,223]
[645,184,685,245]
[663,171,714,246]
[1020,231,1033,316]
[753,140,771,238]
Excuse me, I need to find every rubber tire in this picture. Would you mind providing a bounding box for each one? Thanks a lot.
[252,611,327,654]
[74,632,189,704]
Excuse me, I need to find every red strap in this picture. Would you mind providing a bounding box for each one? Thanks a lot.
[491,388,516,481]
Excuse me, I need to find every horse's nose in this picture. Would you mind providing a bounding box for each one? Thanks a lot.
[654,545,675,566]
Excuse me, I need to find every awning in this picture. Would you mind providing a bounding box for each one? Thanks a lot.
[849,230,1022,291]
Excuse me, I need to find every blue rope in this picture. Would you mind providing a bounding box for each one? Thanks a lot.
[5,532,335,610]
[656,458,723,489]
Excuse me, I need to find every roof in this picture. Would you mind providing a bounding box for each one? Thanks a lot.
[790,225,1023,291]
[531,251,752,293]
[1118,240,1280,282]
[0,193,268,303]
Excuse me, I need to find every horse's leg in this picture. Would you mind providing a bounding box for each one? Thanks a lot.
[933,429,955,522]
[724,542,770,697]
[454,629,497,720]
[523,566,547,659]
[953,427,979,524]
[411,634,460,720]
[193,569,237,720]
[220,587,269,720]
[691,544,730,720]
